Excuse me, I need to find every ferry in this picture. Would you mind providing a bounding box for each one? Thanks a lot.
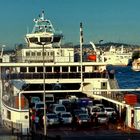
[0,10,139,134]
[101,45,132,66]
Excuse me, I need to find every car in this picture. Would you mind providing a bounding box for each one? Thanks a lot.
[76,114,91,125]
[31,96,40,104]
[59,112,73,124]
[96,112,109,125]
[48,104,66,114]
[88,106,103,115]
[104,107,116,117]
[95,104,105,111]
[35,101,47,111]
[72,109,88,117]
[46,113,60,126]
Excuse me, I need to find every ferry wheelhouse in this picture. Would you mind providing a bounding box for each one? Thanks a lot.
[0,11,116,133]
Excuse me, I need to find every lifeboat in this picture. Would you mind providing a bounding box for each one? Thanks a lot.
[87,55,96,61]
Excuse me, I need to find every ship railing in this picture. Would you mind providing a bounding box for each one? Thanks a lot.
[14,55,104,63]
[15,56,75,63]
[93,89,124,103]
[1,72,108,80]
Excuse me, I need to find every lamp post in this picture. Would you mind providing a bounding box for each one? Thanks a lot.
[38,41,47,137]
[42,42,47,137]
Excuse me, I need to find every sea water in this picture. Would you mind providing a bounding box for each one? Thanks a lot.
[108,65,140,90]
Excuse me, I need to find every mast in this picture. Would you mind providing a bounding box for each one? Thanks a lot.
[80,22,83,91]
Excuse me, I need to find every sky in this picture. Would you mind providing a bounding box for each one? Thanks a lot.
[1,0,140,49]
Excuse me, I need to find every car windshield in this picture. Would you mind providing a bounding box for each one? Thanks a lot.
[79,114,89,119]
[36,104,44,108]
[106,108,114,112]
[47,114,58,119]
[74,110,87,115]
[56,107,65,111]
[98,114,107,118]
[62,114,71,118]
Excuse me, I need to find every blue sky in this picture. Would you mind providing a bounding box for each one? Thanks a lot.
[1,0,140,49]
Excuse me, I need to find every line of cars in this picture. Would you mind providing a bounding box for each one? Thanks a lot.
[31,96,118,128]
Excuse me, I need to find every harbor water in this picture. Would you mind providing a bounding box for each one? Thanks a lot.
[108,65,140,90]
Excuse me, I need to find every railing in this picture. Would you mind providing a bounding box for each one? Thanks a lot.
[1,72,108,80]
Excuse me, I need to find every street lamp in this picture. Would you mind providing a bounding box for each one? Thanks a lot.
[38,41,47,137]
[42,42,47,137]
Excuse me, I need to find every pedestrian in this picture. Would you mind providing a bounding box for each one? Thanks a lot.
[31,112,35,131]
[34,114,39,131]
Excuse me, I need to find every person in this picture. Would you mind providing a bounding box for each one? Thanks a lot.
[31,112,35,131]
[34,114,39,131]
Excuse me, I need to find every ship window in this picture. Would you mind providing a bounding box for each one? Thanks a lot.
[62,66,68,72]
[29,37,38,43]
[50,51,53,56]
[26,52,30,56]
[70,66,77,72]
[29,67,35,72]
[54,67,60,72]
[32,52,36,56]
[37,67,43,72]
[7,110,11,120]
[94,66,98,71]
[40,37,52,43]
[37,52,41,56]
[53,36,61,42]
[20,67,27,72]
[78,66,85,72]
[46,67,52,72]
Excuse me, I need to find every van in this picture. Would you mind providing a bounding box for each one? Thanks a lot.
[31,97,40,104]
[45,94,54,103]
[49,104,66,114]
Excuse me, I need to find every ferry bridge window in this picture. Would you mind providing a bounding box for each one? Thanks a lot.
[46,67,52,72]
[62,66,68,72]
[32,52,36,56]
[26,52,30,57]
[37,67,43,72]
[53,36,61,42]
[37,52,41,56]
[40,37,52,43]
[29,37,38,43]
[20,67,27,72]
[29,67,35,72]
[54,67,60,72]
[70,66,77,72]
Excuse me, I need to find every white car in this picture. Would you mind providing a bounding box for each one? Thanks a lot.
[60,112,73,124]
[46,113,59,126]
[49,104,66,114]
[88,106,103,115]
[97,112,108,124]
[104,107,116,117]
